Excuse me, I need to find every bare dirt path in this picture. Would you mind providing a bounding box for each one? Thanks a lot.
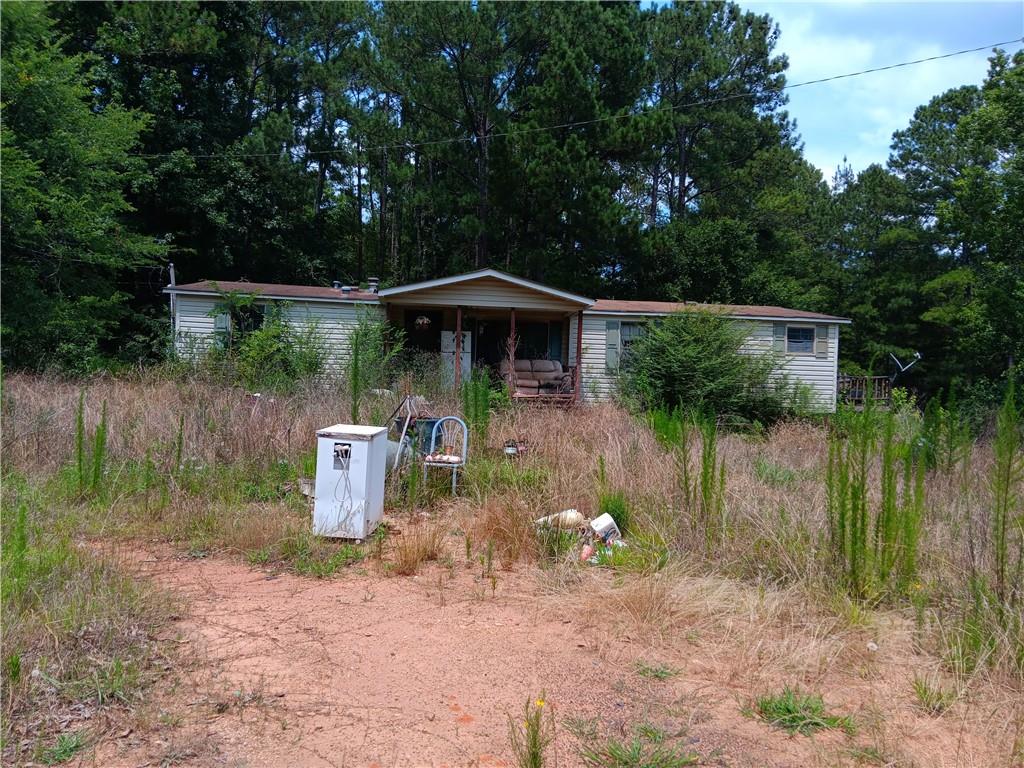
[90,546,998,768]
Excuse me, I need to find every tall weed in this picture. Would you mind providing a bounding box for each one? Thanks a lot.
[827,403,924,599]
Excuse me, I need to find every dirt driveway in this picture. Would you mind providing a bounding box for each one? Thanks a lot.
[91,545,996,768]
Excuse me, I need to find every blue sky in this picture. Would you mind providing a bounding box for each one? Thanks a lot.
[744,1,1024,180]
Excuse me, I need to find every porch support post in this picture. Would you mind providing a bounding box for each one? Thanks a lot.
[454,306,463,393]
[509,307,516,361]
[574,310,584,404]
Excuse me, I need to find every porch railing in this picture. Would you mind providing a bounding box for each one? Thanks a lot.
[838,375,892,407]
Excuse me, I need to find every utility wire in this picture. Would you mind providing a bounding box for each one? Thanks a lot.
[124,36,1021,161]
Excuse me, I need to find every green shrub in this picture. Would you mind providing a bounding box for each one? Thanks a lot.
[620,311,787,422]
[348,308,404,423]
[235,307,327,392]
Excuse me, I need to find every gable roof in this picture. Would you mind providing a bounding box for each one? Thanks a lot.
[162,276,849,323]
[588,299,851,324]
[164,280,379,303]
[377,268,593,306]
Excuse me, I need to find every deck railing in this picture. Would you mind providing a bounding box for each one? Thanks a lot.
[838,375,892,407]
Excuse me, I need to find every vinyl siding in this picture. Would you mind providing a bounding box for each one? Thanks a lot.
[382,276,586,312]
[172,295,378,374]
[741,321,840,411]
[173,297,219,356]
[280,301,381,373]
[568,314,620,401]
[573,313,841,411]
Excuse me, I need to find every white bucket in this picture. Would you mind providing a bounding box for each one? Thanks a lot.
[589,513,621,542]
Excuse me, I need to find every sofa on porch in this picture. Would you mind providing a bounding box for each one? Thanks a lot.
[499,359,573,397]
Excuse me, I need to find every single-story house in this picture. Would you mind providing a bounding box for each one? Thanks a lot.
[165,268,851,410]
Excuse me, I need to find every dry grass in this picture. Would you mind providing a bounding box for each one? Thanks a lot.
[2,372,1022,765]
[390,521,447,576]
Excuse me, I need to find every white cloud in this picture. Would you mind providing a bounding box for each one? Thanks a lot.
[750,2,1022,178]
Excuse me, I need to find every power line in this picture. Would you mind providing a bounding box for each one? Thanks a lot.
[129,36,1017,161]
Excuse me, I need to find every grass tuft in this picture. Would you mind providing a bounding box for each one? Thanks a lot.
[39,731,87,766]
[391,523,446,576]
[750,686,854,735]
[580,737,697,768]
[912,675,956,715]
[635,661,679,680]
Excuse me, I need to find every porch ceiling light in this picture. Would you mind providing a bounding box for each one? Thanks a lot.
[414,315,432,330]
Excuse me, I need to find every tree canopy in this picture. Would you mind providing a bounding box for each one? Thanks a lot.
[1,1,1020,394]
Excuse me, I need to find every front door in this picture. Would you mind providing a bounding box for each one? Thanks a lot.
[440,330,471,381]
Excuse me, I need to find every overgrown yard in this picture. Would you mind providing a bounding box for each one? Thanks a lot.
[1,372,1022,766]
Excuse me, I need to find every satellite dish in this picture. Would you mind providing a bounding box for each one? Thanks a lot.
[889,351,921,382]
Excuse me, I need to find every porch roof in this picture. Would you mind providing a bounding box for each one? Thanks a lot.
[377,268,593,311]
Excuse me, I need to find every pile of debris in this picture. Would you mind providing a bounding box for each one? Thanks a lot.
[534,509,625,563]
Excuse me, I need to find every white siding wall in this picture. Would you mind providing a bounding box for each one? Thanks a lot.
[172,294,379,374]
[568,314,621,401]
[280,301,381,373]
[173,296,219,356]
[572,313,841,411]
[741,321,840,411]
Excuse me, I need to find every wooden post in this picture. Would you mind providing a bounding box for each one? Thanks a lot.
[574,310,583,404]
[509,307,516,360]
[508,307,517,394]
[168,262,177,330]
[454,306,463,393]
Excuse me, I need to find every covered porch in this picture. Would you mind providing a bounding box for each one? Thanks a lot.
[378,270,592,403]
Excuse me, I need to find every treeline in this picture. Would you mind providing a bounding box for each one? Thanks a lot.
[1,2,1021,395]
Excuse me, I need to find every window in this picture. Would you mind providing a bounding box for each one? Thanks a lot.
[620,322,645,357]
[606,319,646,372]
[786,325,815,354]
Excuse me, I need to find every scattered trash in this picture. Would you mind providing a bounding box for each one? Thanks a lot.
[534,509,584,529]
[866,641,879,653]
[503,439,529,457]
[298,477,314,498]
[589,513,621,543]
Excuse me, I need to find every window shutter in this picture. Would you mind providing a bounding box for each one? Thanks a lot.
[605,320,620,373]
[814,324,828,358]
[773,322,786,353]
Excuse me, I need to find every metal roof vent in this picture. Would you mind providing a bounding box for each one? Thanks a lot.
[367,276,379,293]
[341,285,352,295]
[332,280,342,289]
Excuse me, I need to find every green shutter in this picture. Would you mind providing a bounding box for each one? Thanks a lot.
[815,324,828,358]
[773,322,786,353]
[605,320,620,373]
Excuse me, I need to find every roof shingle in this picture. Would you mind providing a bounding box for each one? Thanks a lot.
[590,299,849,323]
[167,280,379,303]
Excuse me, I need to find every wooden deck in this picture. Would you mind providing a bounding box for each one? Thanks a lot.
[838,375,892,407]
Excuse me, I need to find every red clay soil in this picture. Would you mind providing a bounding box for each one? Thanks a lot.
[92,546,1002,768]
